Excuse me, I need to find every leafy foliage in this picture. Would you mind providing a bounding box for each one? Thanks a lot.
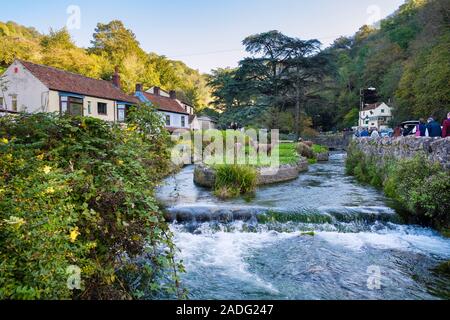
[213,165,257,199]
[346,144,450,231]
[208,31,328,136]
[0,107,185,300]
[311,144,329,154]
[322,0,450,128]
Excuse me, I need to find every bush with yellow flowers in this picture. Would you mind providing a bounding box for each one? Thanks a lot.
[0,105,185,300]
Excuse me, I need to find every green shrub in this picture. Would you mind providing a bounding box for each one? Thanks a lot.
[345,144,362,175]
[213,165,257,199]
[311,144,329,154]
[383,167,398,198]
[0,107,185,300]
[346,146,450,230]
[389,155,449,227]
[367,162,384,187]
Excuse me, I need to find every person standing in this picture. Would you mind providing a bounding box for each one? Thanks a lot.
[442,112,450,138]
[426,117,442,138]
[360,128,370,137]
[417,118,427,137]
[393,126,402,138]
[371,128,380,138]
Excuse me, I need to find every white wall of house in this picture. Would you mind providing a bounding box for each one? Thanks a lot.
[48,91,117,122]
[359,103,393,129]
[160,111,189,129]
[1,60,50,113]
[83,96,117,122]
[48,90,60,112]
[190,116,201,130]
[198,117,217,130]
[1,61,120,122]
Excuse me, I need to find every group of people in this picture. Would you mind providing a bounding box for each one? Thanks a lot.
[355,127,381,138]
[413,114,450,138]
[356,113,450,139]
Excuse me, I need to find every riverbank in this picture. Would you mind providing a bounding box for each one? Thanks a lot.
[346,137,450,233]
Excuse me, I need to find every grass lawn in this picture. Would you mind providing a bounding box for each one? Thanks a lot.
[204,142,300,167]
[311,144,329,154]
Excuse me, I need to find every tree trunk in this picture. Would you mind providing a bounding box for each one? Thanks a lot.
[294,86,301,141]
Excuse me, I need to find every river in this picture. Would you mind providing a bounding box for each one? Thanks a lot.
[156,153,450,300]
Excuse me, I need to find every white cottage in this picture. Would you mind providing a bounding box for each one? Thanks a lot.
[0,60,138,122]
[134,85,191,132]
[359,102,393,130]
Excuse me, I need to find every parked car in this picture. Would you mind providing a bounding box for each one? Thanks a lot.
[401,121,420,136]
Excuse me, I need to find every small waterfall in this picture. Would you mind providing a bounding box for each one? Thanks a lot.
[164,204,400,225]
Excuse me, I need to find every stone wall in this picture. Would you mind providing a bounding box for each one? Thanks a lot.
[350,136,450,170]
[194,158,309,188]
[310,132,353,151]
[316,152,330,162]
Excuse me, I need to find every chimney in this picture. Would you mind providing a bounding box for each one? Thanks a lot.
[112,66,121,89]
[135,83,143,93]
[169,90,177,100]
[154,86,161,96]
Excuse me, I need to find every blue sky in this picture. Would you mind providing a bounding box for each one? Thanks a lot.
[0,0,405,73]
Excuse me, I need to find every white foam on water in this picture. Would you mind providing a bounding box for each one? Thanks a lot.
[172,222,295,294]
[317,225,450,258]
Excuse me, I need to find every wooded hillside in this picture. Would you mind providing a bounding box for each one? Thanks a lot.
[321,0,449,129]
[208,0,449,132]
[0,20,211,109]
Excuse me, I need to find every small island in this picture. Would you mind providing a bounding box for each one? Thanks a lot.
[193,139,329,199]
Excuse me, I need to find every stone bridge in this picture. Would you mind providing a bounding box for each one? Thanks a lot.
[309,132,353,151]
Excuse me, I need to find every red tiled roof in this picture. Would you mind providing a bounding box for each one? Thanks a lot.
[18,60,139,104]
[142,92,189,115]
[362,102,383,112]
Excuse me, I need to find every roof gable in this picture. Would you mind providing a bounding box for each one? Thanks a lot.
[17,60,138,104]
[141,92,189,115]
[362,102,390,112]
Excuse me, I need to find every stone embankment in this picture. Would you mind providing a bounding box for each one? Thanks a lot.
[194,158,309,188]
[350,136,450,169]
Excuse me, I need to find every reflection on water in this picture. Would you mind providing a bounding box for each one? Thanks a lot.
[156,153,450,300]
